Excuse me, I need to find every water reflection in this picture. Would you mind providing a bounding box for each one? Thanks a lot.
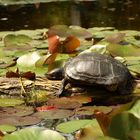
[0,0,139,31]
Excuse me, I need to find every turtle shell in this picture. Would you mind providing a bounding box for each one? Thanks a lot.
[64,52,132,93]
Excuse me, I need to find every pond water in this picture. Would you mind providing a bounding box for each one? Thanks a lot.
[0,0,140,31]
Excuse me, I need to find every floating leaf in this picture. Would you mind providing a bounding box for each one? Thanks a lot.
[107,43,140,56]
[124,56,140,74]
[56,119,101,133]
[47,97,82,109]
[4,34,32,48]
[33,109,73,119]
[48,25,68,37]
[0,116,41,126]
[0,98,24,107]
[68,25,92,39]
[80,44,107,54]
[68,95,92,104]
[0,125,16,133]
[3,127,66,140]
[104,32,125,44]
[75,122,104,140]
[48,25,92,39]
[17,51,41,67]
[0,106,34,117]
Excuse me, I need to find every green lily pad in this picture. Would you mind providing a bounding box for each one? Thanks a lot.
[56,119,102,134]
[0,98,24,107]
[107,43,140,56]
[3,127,66,140]
[0,124,16,133]
[124,56,140,74]
[4,34,32,48]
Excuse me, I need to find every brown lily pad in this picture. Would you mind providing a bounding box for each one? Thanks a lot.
[47,97,82,109]
[0,116,41,126]
[33,109,74,119]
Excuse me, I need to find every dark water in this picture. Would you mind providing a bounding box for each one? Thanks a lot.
[0,0,140,31]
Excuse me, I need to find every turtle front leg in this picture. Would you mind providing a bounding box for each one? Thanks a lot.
[56,78,68,96]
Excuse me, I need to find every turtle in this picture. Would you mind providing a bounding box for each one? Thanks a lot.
[57,52,133,96]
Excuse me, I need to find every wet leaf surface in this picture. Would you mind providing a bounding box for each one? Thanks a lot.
[0,116,41,126]
[0,106,34,117]
[33,109,74,119]
[47,97,82,109]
